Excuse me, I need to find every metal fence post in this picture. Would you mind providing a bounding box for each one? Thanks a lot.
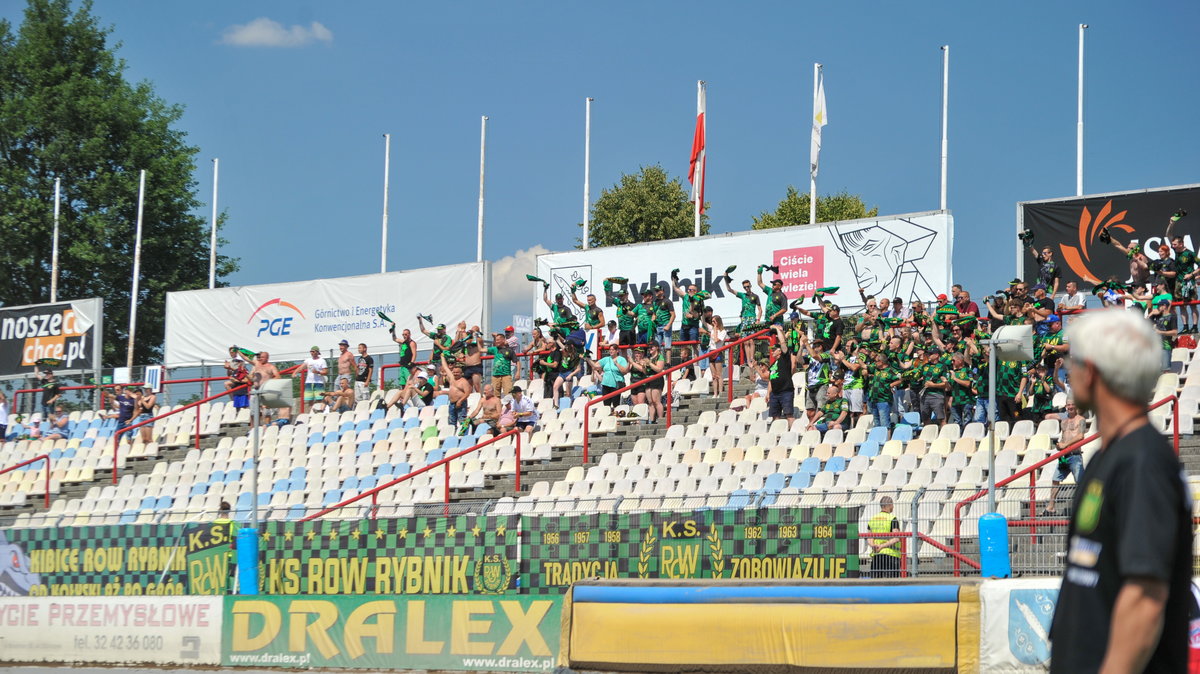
[910,487,924,577]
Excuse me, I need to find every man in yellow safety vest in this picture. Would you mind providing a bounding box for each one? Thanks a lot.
[867,495,902,578]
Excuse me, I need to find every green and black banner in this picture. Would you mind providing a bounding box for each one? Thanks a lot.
[3,506,860,597]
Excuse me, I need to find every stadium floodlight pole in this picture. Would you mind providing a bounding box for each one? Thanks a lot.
[940,46,949,211]
[51,177,61,303]
[1077,23,1087,196]
[209,158,218,289]
[986,338,997,512]
[381,134,391,273]
[583,97,592,250]
[126,169,146,369]
[477,116,488,263]
[810,63,820,227]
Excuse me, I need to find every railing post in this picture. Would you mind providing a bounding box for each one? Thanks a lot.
[443,463,451,516]
[952,503,962,577]
[728,347,735,404]
[515,432,522,492]
[665,371,672,427]
[112,435,119,485]
[900,537,908,578]
[583,399,591,464]
[195,405,201,450]
[43,456,50,508]
[1173,395,1180,455]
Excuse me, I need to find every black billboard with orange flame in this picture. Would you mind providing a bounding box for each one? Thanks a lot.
[1020,184,1200,287]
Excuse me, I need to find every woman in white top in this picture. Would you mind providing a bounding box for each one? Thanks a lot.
[702,315,729,399]
[0,390,8,441]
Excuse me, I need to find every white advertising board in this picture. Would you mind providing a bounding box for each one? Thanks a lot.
[165,263,488,366]
[0,596,222,665]
[533,212,952,326]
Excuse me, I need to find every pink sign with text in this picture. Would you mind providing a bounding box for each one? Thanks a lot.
[773,246,824,297]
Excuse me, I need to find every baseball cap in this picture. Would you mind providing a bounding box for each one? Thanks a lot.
[937,293,948,302]
[338,339,349,346]
[510,386,523,394]
[505,325,514,332]
[1047,314,1061,322]
[310,345,320,352]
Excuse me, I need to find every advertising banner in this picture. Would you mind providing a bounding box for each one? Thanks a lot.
[0,596,222,665]
[223,595,560,671]
[534,212,952,324]
[185,521,234,595]
[526,506,860,590]
[1018,183,1200,288]
[978,578,1061,673]
[164,263,488,366]
[0,297,102,377]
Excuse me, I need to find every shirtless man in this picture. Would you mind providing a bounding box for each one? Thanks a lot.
[441,354,473,431]
[1044,401,1086,515]
[460,326,484,393]
[323,379,356,414]
[335,339,355,388]
[251,352,284,427]
[467,384,502,434]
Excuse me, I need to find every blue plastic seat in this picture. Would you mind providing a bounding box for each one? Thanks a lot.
[235,492,253,509]
[189,483,209,497]
[865,426,889,446]
[558,397,572,410]
[225,469,242,483]
[307,432,323,446]
[49,449,63,460]
[425,449,444,465]
[322,431,339,444]
[355,441,373,456]
[442,437,460,450]
[138,496,157,510]
[758,489,778,507]
[723,489,752,510]
[63,448,77,459]
[901,412,921,427]
[256,492,270,507]
[153,495,173,510]
[342,476,360,491]
[891,424,914,443]
[371,429,388,444]
[762,473,786,493]
[119,510,138,524]
[460,434,478,447]
[80,438,94,449]
[322,489,343,506]
[402,418,420,430]
[824,456,848,473]
[788,471,813,489]
[243,458,256,472]
[798,457,821,474]
[289,467,306,482]
[287,504,306,520]
[432,394,449,407]
[394,462,411,476]
[271,478,290,493]
[209,470,225,483]
[369,409,385,422]
[338,421,354,435]
[387,417,405,431]
[359,475,378,490]
[376,463,393,476]
[857,440,880,457]
[354,420,370,433]
[287,478,306,492]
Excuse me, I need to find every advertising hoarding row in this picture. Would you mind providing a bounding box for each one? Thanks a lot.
[164,263,489,366]
[0,298,102,377]
[1018,183,1200,288]
[534,212,953,325]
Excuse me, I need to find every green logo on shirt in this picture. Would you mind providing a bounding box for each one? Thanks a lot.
[1075,481,1104,534]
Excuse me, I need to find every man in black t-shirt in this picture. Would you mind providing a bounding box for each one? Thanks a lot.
[767,324,794,423]
[1049,309,1192,673]
[355,343,374,402]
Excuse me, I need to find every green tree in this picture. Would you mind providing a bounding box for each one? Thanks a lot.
[580,165,709,248]
[0,0,238,366]
[751,187,878,230]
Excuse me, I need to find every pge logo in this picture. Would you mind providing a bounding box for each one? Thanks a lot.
[247,298,305,337]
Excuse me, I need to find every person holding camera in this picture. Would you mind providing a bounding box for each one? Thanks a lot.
[1024,237,1062,297]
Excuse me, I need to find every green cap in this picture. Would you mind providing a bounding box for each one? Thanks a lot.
[310,346,320,352]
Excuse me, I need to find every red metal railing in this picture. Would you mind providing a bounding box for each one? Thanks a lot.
[0,454,51,508]
[111,364,302,485]
[950,394,1179,575]
[300,429,523,521]
[581,329,771,463]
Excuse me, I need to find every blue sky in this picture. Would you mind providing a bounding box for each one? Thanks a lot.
[6,1,1199,325]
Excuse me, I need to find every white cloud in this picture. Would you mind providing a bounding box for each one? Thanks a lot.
[490,245,551,328]
[219,18,333,48]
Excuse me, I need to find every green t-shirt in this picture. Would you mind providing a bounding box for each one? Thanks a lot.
[396,339,414,366]
[996,360,1028,398]
[842,358,864,390]
[919,362,947,393]
[735,291,759,320]
[654,299,673,329]
[950,367,977,406]
[583,305,604,328]
[866,364,898,404]
[487,346,513,377]
[431,333,452,361]
[818,397,849,425]
[760,284,787,324]
[636,304,656,334]
[680,293,698,328]
[616,302,636,330]
[551,303,578,329]
[1174,248,1198,276]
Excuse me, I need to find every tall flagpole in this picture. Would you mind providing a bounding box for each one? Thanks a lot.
[940,46,949,211]
[583,98,593,250]
[208,159,218,289]
[127,169,146,369]
[477,116,488,263]
[810,63,820,226]
[1077,24,1087,196]
[381,134,391,273]
[51,177,61,302]
[693,81,706,238]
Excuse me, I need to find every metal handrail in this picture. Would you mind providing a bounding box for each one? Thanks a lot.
[300,429,523,521]
[110,364,302,485]
[950,393,1179,575]
[0,454,51,508]
[581,329,772,463]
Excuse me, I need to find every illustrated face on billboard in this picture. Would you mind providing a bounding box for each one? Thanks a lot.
[831,219,937,300]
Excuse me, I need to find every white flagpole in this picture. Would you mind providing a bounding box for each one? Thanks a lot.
[381,134,391,273]
[477,116,488,263]
[810,63,820,226]
[693,81,705,238]
[208,158,218,289]
[1077,24,1087,196]
[940,46,950,211]
[583,98,593,249]
[127,169,146,369]
[51,177,61,303]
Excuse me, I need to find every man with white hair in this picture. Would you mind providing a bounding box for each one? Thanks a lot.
[1049,309,1191,673]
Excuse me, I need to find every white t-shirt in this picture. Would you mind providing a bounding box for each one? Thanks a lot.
[302,357,328,385]
[1059,291,1087,311]
[0,401,8,426]
[711,328,728,350]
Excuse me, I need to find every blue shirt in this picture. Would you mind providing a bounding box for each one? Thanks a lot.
[598,356,628,389]
[115,394,135,422]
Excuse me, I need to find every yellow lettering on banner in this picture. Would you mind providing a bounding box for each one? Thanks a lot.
[496,600,552,656]
[452,556,470,593]
[307,558,323,595]
[405,557,422,594]
[344,601,395,659]
[423,557,443,594]
[451,601,494,655]
[287,600,339,658]
[376,557,394,594]
[232,600,281,651]
[83,547,124,573]
[405,601,444,654]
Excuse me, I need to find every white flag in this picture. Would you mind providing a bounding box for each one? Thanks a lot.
[810,69,827,179]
